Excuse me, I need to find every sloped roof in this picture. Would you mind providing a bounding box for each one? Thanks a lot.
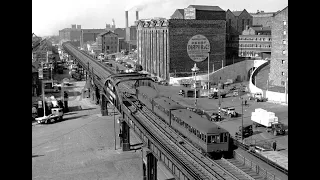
[98,31,117,37]
[177,9,184,15]
[232,11,243,16]
[187,5,224,11]
[274,6,288,16]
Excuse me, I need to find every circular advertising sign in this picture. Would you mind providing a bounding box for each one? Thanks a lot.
[187,34,210,62]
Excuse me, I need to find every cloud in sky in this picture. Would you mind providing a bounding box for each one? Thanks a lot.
[32,0,287,36]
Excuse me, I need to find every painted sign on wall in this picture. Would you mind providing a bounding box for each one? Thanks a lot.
[187,34,210,62]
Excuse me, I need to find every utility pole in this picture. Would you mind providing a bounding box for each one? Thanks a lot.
[241,97,244,143]
[208,52,210,97]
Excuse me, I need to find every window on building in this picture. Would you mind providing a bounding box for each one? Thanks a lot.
[242,19,245,30]
[283,20,287,26]
[282,60,285,64]
[281,72,285,76]
[282,50,286,55]
[283,40,286,44]
[283,30,287,35]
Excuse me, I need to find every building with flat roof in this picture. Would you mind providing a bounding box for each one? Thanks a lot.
[137,5,226,80]
[269,6,288,87]
[250,10,276,27]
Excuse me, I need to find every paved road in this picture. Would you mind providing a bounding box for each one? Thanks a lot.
[32,81,143,180]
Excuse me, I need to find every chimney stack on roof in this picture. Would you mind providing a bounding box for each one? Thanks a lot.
[125,11,129,28]
[136,11,139,21]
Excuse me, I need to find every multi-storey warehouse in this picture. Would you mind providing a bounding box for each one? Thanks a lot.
[136,5,226,81]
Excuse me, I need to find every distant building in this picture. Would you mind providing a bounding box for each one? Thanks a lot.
[114,28,126,39]
[100,31,119,54]
[226,9,252,35]
[80,29,105,49]
[225,9,253,63]
[59,25,81,42]
[250,10,275,27]
[137,5,226,80]
[269,6,288,87]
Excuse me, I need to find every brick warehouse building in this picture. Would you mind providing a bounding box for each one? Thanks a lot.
[269,6,288,87]
[136,5,226,81]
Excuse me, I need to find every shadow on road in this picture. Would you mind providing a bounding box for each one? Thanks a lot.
[68,106,96,112]
[62,114,89,121]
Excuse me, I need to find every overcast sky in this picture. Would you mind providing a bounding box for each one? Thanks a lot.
[32,0,288,36]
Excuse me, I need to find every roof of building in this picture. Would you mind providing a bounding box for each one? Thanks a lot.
[82,29,105,33]
[250,11,276,17]
[98,31,118,37]
[187,5,224,11]
[177,9,184,15]
[274,6,288,17]
[232,11,243,16]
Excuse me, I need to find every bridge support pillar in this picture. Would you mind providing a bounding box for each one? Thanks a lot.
[100,94,108,116]
[146,150,157,180]
[121,121,130,151]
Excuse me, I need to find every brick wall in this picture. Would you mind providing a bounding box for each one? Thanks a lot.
[196,10,226,20]
[252,16,273,27]
[169,19,225,75]
[269,7,288,87]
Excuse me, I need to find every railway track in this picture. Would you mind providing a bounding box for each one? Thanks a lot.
[135,100,258,180]
[121,90,257,180]
[122,95,208,180]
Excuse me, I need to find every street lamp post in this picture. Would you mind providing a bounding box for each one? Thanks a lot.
[191,63,199,108]
[208,52,210,97]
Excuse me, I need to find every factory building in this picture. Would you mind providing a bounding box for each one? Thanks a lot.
[136,5,226,81]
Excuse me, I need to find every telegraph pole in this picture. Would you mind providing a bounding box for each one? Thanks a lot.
[241,97,244,143]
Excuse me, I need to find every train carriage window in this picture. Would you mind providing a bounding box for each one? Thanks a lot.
[204,135,207,143]
[208,136,212,143]
[224,133,228,142]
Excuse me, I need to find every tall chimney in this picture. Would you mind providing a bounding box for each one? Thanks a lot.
[136,11,139,21]
[125,11,129,28]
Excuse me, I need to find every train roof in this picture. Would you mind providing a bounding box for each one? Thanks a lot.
[136,86,159,99]
[154,97,185,110]
[171,109,228,134]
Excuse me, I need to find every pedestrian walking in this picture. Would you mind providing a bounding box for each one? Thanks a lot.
[63,91,69,113]
[272,141,277,151]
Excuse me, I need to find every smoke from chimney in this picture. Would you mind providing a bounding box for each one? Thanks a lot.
[136,11,139,21]
[125,11,129,28]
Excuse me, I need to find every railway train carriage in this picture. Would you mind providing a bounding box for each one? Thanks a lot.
[136,86,159,109]
[136,86,231,157]
[170,109,230,156]
[151,97,185,125]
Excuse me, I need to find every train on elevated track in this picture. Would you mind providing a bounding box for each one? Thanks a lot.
[136,86,232,158]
